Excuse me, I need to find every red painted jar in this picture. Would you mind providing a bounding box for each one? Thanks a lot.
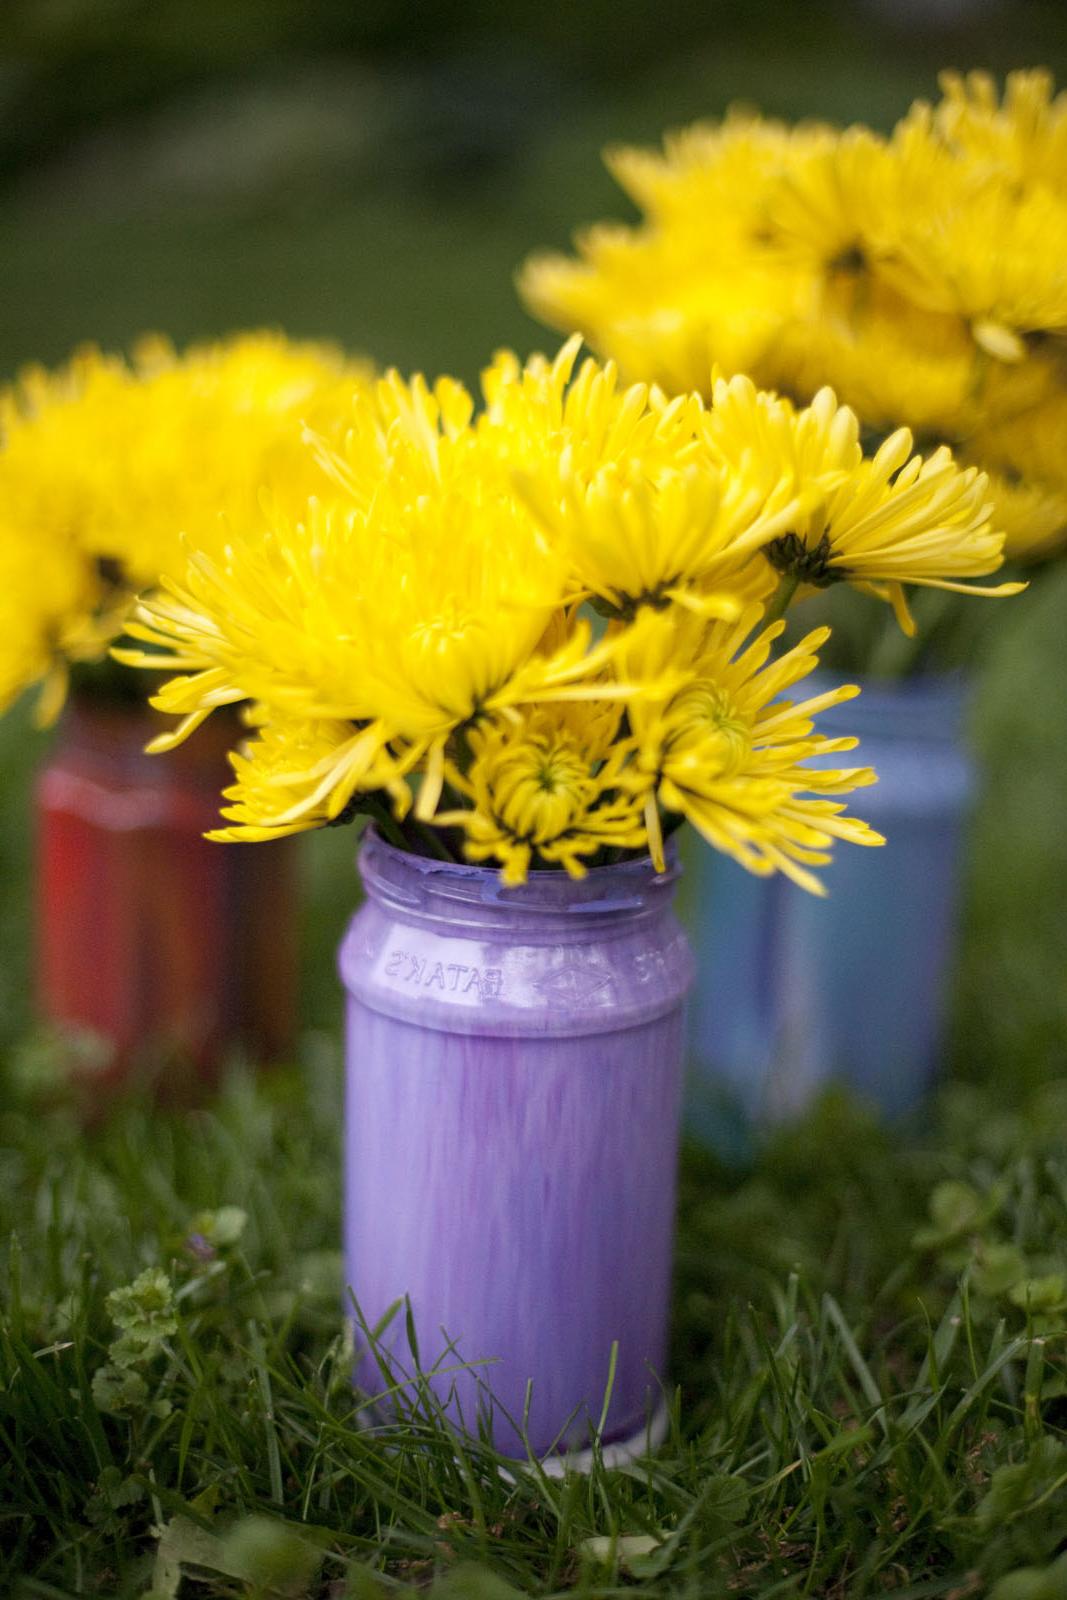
[35,698,297,1087]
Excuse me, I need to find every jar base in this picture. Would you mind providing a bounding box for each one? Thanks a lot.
[531,1399,669,1478]
[355,1389,669,1478]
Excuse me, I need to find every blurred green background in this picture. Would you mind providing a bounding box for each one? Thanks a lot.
[0,0,1065,1083]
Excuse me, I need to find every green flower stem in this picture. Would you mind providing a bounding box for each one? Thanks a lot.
[762,573,800,629]
[361,796,410,853]
[406,817,456,862]
[867,587,957,678]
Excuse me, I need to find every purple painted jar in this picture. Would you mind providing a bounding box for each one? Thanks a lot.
[340,831,693,1461]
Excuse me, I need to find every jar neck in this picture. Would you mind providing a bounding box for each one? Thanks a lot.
[357,829,680,938]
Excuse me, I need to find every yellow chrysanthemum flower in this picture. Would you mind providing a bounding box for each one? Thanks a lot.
[206,714,410,843]
[122,489,567,826]
[436,704,647,883]
[492,340,803,619]
[523,239,810,398]
[934,68,1067,193]
[978,470,1067,563]
[702,376,1022,633]
[0,537,119,726]
[519,116,827,396]
[878,76,1067,346]
[970,378,1067,494]
[879,167,1067,347]
[603,112,801,235]
[95,331,360,586]
[621,605,884,894]
[765,124,894,277]
[519,121,818,399]
[0,331,359,722]
[777,284,979,441]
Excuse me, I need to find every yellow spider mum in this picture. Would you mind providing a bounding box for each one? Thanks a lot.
[933,68,1067,186]
[206,714,410,843]
[879,164,1067,347]
[703,376,1022,633]
[436,704,647,883]
[621,605,884,894]
[94,331,360,587]
[0,537,119,726]
[122,481,568,826]
[603,112,801,236]
[482,337,809,618]
[967,379,1067,560]
[519,115,828,396]
[978,471,1067,564]
[764,124,894,278]
[777,285,980,442]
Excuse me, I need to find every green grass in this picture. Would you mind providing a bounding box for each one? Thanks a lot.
[5,1046,1067,1598]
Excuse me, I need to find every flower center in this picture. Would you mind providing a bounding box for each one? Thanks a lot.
[495,734,592,842]
[765,531,842,588]
[591,579,679,624]
[828,242,867,278]
[666,683,751,775]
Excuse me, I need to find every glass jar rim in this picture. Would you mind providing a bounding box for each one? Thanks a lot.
[358,826,680,922]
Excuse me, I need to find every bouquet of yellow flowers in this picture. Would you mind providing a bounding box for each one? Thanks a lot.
[114,336,1020,890]
[0,330,358,725]
[520,69,1065,663]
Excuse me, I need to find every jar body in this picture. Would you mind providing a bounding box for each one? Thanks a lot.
[340,832,693,1460]
[35,700,297,1084]
[685,675,974,1139]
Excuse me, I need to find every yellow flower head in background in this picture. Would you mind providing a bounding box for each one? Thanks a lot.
[778,285,978,442]
[878,140,1067,346]
[934,67,1067,184]
[0,537,117,729]
[0,349,133,722]
[763,123,893,279]
[0,330,358,723]
[621,604,884,894]
[520,68,1067,565]
[977,472,1067,564]
[519,119,815,397]
[99,331,359,586]
[967,378,1067,561]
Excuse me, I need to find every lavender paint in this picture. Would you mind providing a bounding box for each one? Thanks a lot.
[340,832,693,1460]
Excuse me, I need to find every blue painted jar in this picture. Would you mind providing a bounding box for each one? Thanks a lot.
[684,674,974,1146]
